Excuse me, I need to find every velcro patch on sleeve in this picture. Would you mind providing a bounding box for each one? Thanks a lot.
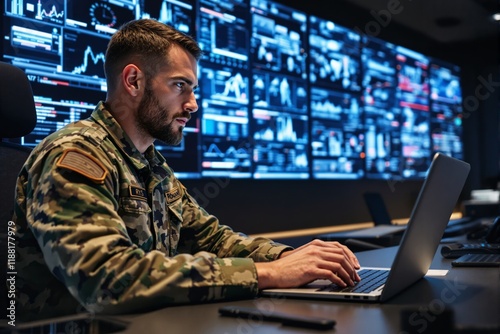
[56,148,108,184]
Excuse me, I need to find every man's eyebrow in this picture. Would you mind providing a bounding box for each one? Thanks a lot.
[172,76,198,90]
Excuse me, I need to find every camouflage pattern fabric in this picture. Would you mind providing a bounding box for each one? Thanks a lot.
[13,101,292,321]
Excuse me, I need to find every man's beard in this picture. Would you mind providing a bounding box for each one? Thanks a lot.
[136,86,188,146]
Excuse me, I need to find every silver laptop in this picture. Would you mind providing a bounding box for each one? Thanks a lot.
[261,153,470,302]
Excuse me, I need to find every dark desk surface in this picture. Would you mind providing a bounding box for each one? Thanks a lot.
[112,245,499,333]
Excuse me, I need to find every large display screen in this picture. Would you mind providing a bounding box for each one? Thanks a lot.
[250,0,309,179]
[309,16,364,179]
[1,0,463,180]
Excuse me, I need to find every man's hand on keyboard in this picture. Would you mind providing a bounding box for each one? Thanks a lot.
[255,239,361,289]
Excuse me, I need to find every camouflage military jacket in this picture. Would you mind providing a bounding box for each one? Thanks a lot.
[14,101,291,321]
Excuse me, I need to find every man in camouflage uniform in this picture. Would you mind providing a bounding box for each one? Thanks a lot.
[14,19,360,321]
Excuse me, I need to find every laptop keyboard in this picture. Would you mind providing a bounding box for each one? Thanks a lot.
[318,269,389,293]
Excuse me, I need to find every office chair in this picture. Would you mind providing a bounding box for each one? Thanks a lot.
[0,61,37,223]
[363,192,393,226]
[0,61,37,316]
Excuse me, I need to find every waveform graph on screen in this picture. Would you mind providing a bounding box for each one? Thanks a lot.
[70,45,106,76]
[204,143,250,160]
[201,141,252,178]
[62,30,108,81]
[35,0,64,22]
[7,0,65,25]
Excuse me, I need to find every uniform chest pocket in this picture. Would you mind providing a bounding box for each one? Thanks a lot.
[167,198,183,225]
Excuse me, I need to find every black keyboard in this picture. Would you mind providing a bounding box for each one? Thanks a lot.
[318,269,389,293]
[441,242,500,259]
[452,253,500,267]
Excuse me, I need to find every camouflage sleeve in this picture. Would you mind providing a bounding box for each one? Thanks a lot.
[177,185,293,262]
[22,142,274,315]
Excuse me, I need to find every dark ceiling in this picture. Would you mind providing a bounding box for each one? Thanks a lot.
[340,0,499,44]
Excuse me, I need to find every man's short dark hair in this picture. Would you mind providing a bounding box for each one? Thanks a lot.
[104,19,203,91]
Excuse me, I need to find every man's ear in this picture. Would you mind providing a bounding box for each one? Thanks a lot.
[122,64,144,96]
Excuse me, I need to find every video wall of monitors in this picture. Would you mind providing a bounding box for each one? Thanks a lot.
[1,0,464,180]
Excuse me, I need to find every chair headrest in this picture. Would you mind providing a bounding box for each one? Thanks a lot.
[0,62,37,138]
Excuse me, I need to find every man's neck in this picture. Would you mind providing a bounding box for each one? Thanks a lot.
[104,99,153,154]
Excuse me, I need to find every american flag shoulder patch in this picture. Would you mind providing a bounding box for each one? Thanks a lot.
[56,148,108,184]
